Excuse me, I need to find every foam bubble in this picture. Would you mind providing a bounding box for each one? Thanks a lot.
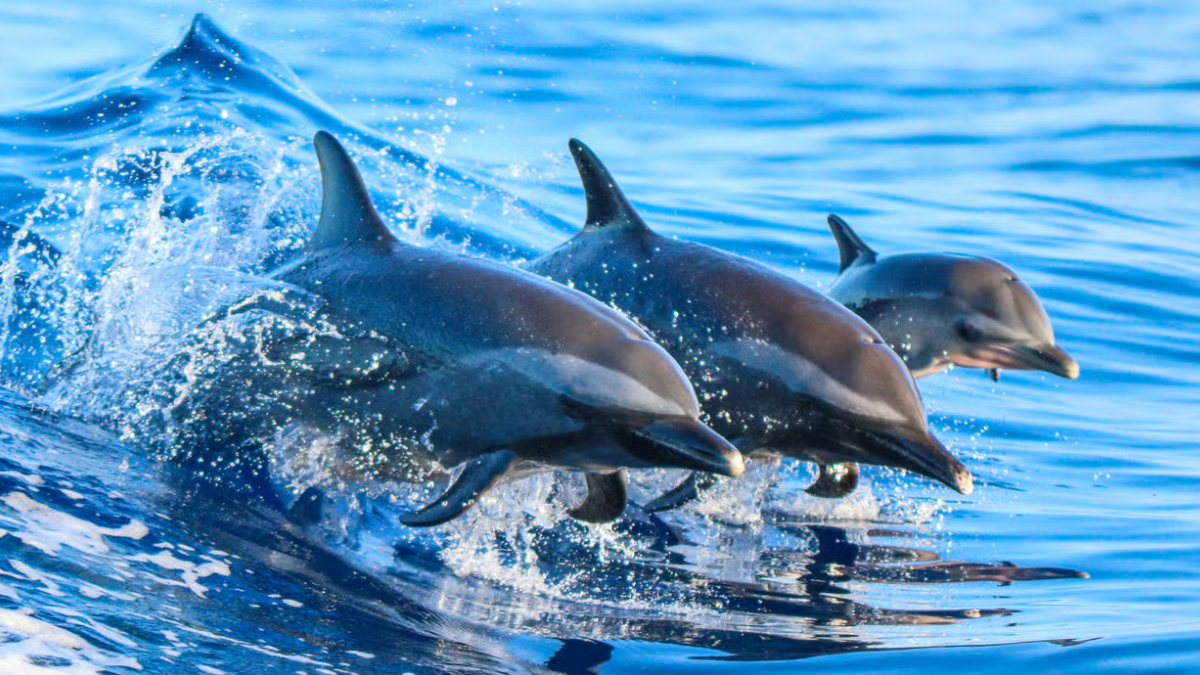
[0,492,148,557]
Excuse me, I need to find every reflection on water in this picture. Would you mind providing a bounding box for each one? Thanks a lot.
[187,480,1088,671]
[0,390,1081,673]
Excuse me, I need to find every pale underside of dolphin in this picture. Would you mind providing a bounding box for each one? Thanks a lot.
[825,214,1079,382]
[530,139,973,508]
[174,131,743,527]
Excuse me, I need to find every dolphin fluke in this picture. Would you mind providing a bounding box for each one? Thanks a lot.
[568,138,650,232]
[827,214,878,272]
[307,131,397,252]
[399,449,517,527]
[568,471,629,523]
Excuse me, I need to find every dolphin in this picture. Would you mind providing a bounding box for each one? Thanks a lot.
[530,139,972,507]
[825,214,1079,382]
[169,131,743,527]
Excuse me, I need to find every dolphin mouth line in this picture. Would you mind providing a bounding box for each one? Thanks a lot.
[861,427,974,495]
[632,422,745,478]
[958,343,1079,380]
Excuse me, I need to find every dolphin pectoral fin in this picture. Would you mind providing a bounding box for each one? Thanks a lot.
[643,472,720,513]
[307,131,397,252]
[567,139,652,233]
[804,463,860,498]
[399,449,517,527]
[568,470,628,523]
[988,368,1001,382]
[827,214,878,272]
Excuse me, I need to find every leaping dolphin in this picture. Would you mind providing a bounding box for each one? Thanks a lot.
[170,131,743,527]
[530,140,972,507]
[825,214,1079,382]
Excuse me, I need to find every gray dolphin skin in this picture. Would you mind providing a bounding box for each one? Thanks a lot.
[176,131,744,527]
[530,139,973,507]
[825,214,1080,382]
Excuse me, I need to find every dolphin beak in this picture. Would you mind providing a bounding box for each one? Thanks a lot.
[865,427,974,495]
[1011,343,1080,380]
[633,418,745,477]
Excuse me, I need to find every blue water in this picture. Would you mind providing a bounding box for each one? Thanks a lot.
[0,2,1198,673]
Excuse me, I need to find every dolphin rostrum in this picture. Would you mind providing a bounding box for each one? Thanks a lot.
[825,214,1079,381]
[169,131,743,527]
[530,139,972,507]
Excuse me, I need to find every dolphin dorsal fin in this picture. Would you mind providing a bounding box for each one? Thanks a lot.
[568,138,650,232]
[306,131,396,252]
[827,214,877,272]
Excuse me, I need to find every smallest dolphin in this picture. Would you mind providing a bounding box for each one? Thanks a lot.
[825,214,1079,382]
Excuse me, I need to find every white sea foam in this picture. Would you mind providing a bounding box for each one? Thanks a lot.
[0,607,141,674]
[0,492,148,557]
[130,550,231,599]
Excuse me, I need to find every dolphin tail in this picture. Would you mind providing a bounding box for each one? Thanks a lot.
[568,470,629,523]
[804,462,860,498]
[827,214,878,272]
[399,449,517,527]
[643,471,720,513]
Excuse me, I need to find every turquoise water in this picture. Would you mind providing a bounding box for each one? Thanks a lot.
[0,3,1197,673]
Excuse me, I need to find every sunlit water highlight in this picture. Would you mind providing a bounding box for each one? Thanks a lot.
[0,3,1197,674]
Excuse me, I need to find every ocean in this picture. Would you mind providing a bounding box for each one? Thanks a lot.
[0,2,1197,673]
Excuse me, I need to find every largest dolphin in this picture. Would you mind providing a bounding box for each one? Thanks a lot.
[825,214,1079,382]
[167,131,743,527]
[530,140,972,506]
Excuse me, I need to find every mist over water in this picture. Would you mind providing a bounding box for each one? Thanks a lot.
[0,3,1197,674]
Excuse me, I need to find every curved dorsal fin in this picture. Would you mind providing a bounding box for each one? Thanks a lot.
[827,214,877,272]
[306,131,396,252]
[568,138,650,232]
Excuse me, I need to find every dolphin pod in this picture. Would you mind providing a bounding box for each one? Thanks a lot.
[531,139,973,508]
[21,131,1079,527]
[826,214,1079,382]
[168,131,744,526]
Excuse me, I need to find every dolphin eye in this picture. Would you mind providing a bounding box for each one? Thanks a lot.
[955,319,982,342]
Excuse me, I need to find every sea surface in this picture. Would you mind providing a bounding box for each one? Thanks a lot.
[0,2,1197,673]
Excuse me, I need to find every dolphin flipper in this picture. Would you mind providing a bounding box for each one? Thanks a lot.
[568,470,628,523]
[400,449,517,527]
[988,368,1001,382]
[804,463,859,498]
[827,214,878,272]
[643,471,720,513]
